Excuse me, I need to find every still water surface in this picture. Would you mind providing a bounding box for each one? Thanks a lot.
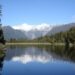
[0,45,75,75]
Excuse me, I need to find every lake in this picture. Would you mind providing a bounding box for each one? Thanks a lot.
[0,45,75,75]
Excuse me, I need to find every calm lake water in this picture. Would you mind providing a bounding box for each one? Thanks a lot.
[0,45,75,75]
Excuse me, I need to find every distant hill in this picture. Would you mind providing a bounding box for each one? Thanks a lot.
[2,26,27,40]
[47,23,75,36]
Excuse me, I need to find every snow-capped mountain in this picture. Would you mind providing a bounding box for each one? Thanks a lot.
[2,23,75,40]
[12,23,51,31]
[3,23,52,40]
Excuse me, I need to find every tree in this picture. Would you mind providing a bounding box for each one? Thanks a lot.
[0,5,5,45]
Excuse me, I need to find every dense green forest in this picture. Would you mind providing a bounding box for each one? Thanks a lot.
[36,27,75,44]
[0,27,5,44]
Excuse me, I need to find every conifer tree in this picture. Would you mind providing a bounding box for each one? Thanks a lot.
[0,5,5,44]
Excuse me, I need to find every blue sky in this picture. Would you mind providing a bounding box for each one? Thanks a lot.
[1,0,75,26]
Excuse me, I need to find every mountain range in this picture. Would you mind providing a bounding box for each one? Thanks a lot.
[2,23,75,40]
[47,23,75,35]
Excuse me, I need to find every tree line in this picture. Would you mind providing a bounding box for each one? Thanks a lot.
[33,27,75,44]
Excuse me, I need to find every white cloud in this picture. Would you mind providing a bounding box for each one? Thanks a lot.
[12,23,52,31]
[12,54,52,64]
[12,23,33,31]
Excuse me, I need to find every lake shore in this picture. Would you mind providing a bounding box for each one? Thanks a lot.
[6,42,66,46]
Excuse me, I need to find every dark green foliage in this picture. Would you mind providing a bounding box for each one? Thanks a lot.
[35,27,75,44]
[0,5,5,45]
[51,27,75,44]
[0,28,6,44]
[67,27,75,43]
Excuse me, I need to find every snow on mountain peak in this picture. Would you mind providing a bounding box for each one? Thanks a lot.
[12,23,52,31]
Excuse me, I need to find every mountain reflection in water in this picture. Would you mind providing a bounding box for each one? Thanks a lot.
[0,49,6,75]
[1,45,75,75]
[5,46,54,64]
[5,45,75,63]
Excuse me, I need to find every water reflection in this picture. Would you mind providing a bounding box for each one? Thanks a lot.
[0,50,5,75]
[5,45,75,63]
[5,46,53,64]
[49,45,75,62]
[1,45,75,75]
[64,46,75,61]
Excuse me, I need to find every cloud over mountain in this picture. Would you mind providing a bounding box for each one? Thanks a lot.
[12,23,52,31]
[3,23,52,40]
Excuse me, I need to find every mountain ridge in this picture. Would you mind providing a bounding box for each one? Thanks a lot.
[2,23,75,41]
[2,24,52,40]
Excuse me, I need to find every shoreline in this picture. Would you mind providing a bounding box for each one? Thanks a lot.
[6,42,65,46]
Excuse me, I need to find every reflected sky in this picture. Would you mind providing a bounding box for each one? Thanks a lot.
[5,46,54,64]
[1,45,75,75]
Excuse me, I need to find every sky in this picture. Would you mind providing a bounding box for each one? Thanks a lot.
[0,0,75,26]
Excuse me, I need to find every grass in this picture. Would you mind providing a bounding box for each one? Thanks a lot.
[6,42,66,46]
